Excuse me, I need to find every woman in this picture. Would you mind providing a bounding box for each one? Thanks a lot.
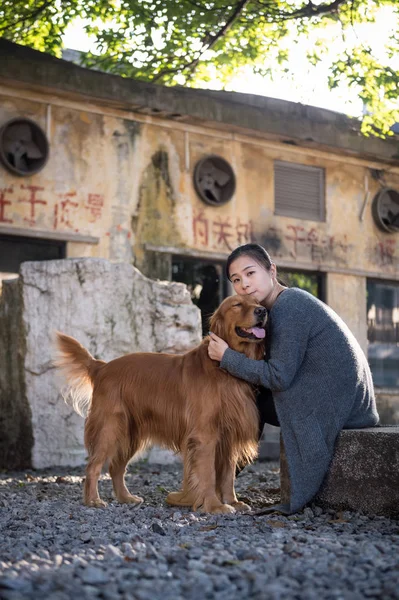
[208,243,379,514]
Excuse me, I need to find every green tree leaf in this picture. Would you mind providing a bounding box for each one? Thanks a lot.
[1,0,398,136]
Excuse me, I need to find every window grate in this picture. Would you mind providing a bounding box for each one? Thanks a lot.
[274,161,325,221]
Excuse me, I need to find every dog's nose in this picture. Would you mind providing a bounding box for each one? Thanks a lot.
[254,307,267,319]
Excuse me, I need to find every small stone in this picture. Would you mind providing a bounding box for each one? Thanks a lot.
[151,522,166,535]
[83,584,101,596]
[283,542,296,554]
[81,565,109,585]
[80,531,92,543]
[104,545,123,561]
[146,543,160,559]
[73,556,88,568]
[121,542,137,560]
[0,578,32,593]
[54,554,63,567]
[142,566,160,578]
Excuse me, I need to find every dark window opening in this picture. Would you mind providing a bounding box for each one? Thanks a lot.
[279,268,325,301]
[172,257,228,337]
[0,234,66,279]
[367,279,399,388]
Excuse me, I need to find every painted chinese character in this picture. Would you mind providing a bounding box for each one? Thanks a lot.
[213,217,234,251]
[285,225,306,258]
[193,210,209,247]
[19,184,47,226]
[86,193,104,222]
[236,219,255,245]
[0,187,13,224]
[54,192,78,231]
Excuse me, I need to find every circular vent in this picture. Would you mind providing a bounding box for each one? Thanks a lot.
[193,155,235,206]
[0,118,49,176]
[372,188,399,233]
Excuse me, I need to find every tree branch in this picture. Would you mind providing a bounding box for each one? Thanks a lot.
[276,0,349,21]
[182,0,251,78]
[186,0,232,11]
[151,53,201,82]
[203,0,251,49]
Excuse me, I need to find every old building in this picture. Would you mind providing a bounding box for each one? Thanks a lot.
[1,38,399,422]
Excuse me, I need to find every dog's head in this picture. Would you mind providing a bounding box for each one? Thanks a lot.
[209,294,267,359]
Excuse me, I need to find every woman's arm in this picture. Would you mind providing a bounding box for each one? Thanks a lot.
[219,298,313,391]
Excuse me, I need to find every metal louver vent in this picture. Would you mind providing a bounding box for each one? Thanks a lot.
[193,155,235,206]
[0,118,49,176]
[274,161,325,221]
[372,188,399,233]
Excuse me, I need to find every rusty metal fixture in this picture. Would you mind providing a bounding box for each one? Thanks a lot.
[0,118,49,176]
[372,187,399,233]
[193,155,236,206]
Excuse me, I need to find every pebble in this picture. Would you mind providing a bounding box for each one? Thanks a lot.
[0,461,398,600]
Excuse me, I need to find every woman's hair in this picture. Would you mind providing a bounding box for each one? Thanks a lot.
[226,243,273,280]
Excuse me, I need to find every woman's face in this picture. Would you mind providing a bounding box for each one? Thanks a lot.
[228,255,276,304]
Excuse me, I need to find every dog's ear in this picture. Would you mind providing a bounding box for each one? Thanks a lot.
[209,307,226,340]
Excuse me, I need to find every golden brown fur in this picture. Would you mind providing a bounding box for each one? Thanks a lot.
[54,294,266,514]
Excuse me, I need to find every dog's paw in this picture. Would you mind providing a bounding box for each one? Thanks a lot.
[209,503,236,515]
[118,494,143,506]
[166,490,195,507]
[231,501,251,513]
[86,499,108,508]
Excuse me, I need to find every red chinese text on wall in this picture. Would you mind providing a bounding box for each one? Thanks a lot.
[0,184,105,233]
[193,210,255,251]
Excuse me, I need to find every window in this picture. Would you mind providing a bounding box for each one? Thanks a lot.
[0,234,66,280]
[274,160,325,221]
[172,257,228,337]
[367,280,399,388]
[279,269,325,301]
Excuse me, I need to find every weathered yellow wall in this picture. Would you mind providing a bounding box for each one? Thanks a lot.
[1,86,399,343]
[326,273,367,351]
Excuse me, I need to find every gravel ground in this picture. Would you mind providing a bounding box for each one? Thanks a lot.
[1,459,398,600]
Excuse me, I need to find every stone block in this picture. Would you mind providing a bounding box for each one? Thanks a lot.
[0,258,201,469]
[281,426,399,517]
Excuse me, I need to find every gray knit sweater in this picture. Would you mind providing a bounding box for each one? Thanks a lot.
[220,288,379,513]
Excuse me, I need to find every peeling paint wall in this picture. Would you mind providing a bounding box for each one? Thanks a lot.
[2,90,399,284]
[326,273,367,350]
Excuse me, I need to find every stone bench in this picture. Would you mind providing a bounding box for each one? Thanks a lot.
[280,426,399,518]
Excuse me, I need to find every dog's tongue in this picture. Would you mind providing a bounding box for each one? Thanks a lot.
[251,327,265,339]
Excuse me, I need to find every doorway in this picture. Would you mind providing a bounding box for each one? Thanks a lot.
[172,257,229,337]
[0,234,66,283]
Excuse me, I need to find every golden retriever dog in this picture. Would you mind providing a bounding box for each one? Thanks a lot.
[54,294,267,514]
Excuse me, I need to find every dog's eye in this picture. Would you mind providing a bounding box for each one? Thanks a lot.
[232,303,242,308]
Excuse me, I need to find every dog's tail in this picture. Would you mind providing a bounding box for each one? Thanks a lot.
[54,332,105,417]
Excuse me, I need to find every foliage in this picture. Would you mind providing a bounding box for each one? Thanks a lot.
[280,270,319,297]
[1,0,399,136]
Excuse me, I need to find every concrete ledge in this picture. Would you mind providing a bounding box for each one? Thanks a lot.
[281,426,399,517]
[1,39,399,164]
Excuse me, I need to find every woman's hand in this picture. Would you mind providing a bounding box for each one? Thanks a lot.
[208,332,229,362]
